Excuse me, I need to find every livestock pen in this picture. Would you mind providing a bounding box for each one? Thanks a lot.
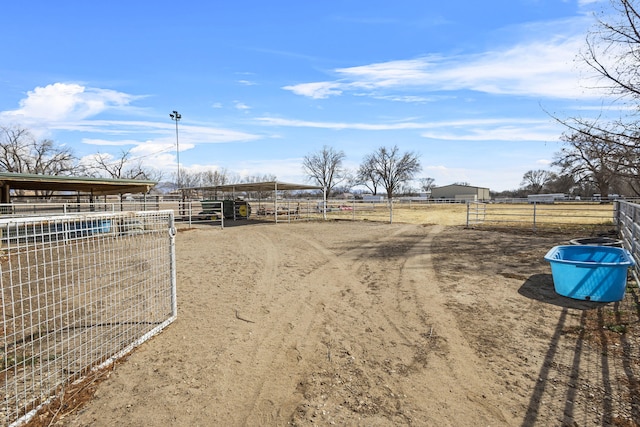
[0,211,177,426]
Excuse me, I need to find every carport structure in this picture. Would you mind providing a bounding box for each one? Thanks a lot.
[183,180,325,223]
[0,172,156,203]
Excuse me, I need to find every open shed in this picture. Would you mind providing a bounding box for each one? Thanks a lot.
[185,180,322,194]
[0,172,157,204]
[183,180,325,222]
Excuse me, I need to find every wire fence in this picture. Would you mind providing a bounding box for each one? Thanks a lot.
[0,210,177,426]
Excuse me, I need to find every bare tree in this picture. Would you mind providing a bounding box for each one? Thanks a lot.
[201,168,231,187]
[243,173,277,199]
[302,146,347,194]
[0,125,78,176]
[553,130,625,198]
[356,155,381,195]
[84,149,160,203]
[418,177,435,193]
[553,0,640,194]
[193,168,225,199]
[363,145,421,222]
[582,0,640,103]
[86,150,144,179]
[520,170,553,194]
[0,125,79,197]
[366,145,421,200]
[545,173,576,195]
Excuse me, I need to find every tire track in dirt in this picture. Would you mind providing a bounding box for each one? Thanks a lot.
[275,223,420,333]
[395,224,512,424]
[276,224,443,423]
[284,223,429,345]
[239,224,422,424]
[283,223,512,425]
[211,227,341,425]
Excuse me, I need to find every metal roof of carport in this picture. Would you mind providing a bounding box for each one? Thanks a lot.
[0,172,156,200]
[183,180,323,193]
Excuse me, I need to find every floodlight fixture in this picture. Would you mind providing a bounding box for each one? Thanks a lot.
[169,110,182,187]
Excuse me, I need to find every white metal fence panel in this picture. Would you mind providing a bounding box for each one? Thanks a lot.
[0,210,177,426]
[0,202,224,228]
[465,201,616,231]
[616,201,640,279]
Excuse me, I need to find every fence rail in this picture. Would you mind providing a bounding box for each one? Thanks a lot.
[0,199,625,229]
[616,201,640,278]
[0,210,177,426]
[0,198,475,226]
[466,201,616,231]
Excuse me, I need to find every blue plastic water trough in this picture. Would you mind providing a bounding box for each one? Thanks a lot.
[544,245,635,302]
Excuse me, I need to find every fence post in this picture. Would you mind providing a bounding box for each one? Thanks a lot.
[532,202,537,232]
[466,202,470,227]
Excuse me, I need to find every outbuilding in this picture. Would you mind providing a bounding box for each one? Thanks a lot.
[0,172,156,203]
[430,184,490,202]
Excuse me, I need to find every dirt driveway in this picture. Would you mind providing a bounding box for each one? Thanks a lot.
[54,221,638,426]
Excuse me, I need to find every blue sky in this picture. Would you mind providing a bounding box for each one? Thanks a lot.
[0,0,612,192]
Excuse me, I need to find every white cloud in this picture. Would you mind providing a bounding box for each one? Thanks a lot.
[81,138,142,146]
[283,17,601,101]
[257,116,561,142]
[577,0,601,5]
[1,82,139,123]
[234,101,251,111]
[257,116,426,130]
[282,81,343,99]
[367,94,440,103]
[178,124,260,143]
[419,124,560,142]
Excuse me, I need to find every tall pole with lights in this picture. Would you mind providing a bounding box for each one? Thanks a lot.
[169,110,182,188]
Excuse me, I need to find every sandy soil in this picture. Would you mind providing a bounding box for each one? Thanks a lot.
[49,220,639,426]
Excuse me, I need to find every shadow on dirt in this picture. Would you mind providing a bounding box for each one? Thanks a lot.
[517,274,639,426]
[518,273,607,310]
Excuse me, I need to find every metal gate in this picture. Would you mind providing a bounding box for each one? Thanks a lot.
[0,210,177,426]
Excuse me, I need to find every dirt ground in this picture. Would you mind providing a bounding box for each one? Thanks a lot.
[43,220,639,426]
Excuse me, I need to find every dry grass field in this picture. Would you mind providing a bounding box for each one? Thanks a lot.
[297,201,617,231]
[28,202,640,427]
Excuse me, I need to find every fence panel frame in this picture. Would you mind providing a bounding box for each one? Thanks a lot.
[616,200,640,279]
[466,201,616,231]
[0,210,177,426]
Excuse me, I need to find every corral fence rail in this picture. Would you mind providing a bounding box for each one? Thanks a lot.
[466,201,616,232]
[251,199,466,223]
[466,200,640,278]
[0,199,469,226]
[616,200,640,279]
[0,202,224,228]
[0,210,177,426]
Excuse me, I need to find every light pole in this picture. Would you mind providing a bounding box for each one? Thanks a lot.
[169,110,182,188]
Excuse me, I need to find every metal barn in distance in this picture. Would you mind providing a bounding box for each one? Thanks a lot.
[430,184,491,202]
